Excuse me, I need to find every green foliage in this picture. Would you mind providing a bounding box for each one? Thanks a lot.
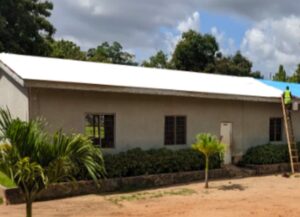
[0,108,104,217]
[251,70,264,79]
[103,148,221,178]
[171,30,219,72]
[273,65,287,82]
[0,0,55,56]
[142,51,170,69]
[192,133,225,157]
[50,40,86,60]
[288,64,300,83]
[0,171,16,188]
[206,51,263,78]
[240,143,300,165]
[87,41,137,65]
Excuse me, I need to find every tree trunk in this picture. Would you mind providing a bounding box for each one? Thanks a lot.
[205,155,209,189]
[26,200,32,217]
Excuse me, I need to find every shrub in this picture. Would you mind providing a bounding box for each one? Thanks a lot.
[240,143,300,165]
[103,148,222,178]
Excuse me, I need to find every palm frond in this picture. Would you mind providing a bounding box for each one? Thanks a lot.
[192,133,225,156]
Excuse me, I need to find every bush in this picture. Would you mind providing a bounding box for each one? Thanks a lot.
[240,143,300,165]
[103,148,222,178]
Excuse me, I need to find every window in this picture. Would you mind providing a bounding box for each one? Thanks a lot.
[85,114,115,148]
[164,116,186,145]
[269,118,282,142]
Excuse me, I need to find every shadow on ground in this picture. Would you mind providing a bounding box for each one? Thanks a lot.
[217,184,247,191]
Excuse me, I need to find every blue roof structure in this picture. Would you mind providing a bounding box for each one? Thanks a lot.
[259,80,300,98]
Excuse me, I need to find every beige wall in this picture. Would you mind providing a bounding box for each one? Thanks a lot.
[29,88,300,156]
[0,69,29,120]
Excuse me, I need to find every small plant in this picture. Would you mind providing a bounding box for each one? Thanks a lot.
[192,133,225,188]
[0,109,105,217]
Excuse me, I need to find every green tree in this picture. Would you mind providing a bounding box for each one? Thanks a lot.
[0,109,105,217]
[50,40,86,60]
[288,64,300,83]
[251,70,264,79]
[87,41,137,65]
[142,51,169,69]
[206,51,263,78]
[273,65,287,82]
[0,0,55,56]
[192,133,225,189]
[171,30,219,72]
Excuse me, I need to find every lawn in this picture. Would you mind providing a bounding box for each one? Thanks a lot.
[0,171,16,188]
[1,175,300,217]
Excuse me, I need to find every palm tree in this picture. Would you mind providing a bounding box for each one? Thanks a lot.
[192,133,225,188]
[0,109,105,217]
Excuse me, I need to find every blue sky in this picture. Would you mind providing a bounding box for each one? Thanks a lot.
[50,0,300,78]
[200,11,251,47]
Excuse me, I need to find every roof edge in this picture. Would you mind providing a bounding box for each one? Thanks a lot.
[24,79,281,103]
[0,60,24,86]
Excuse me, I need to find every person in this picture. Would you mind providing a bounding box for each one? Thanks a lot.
[283,86,293,112]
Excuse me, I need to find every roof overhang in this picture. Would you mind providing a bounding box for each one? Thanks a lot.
[0,60,24,86]
[24,79,281,103]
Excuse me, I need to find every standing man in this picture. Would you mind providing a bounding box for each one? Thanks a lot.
[283,86,293,112]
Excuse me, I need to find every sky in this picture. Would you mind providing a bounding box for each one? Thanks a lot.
[49,0,300,78]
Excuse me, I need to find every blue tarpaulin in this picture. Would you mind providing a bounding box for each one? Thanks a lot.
[259,80,300,98]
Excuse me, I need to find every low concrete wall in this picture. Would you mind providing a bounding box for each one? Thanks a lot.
[246,163,300,175]
[0,169,229,205]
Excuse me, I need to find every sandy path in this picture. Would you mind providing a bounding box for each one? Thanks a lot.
[1,174,300,217]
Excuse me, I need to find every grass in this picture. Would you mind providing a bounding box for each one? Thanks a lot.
[0,171,16,188]
[105,188,196,206]
[0,197,3,205]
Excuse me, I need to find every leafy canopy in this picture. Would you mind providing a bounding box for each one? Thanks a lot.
[142,51,170,69]
[50,40,86,60]
[288,64,300,83]
[87,41,137,65]
[273,65,287,82]
[206,51,263,78]
[171,30,219,72]
[0,0,55,56]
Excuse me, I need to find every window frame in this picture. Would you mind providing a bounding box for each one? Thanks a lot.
[269,117,283,142]
[164,115,187,146]
[84,112,116,149]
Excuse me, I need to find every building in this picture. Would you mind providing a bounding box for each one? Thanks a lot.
[0,53,299,164]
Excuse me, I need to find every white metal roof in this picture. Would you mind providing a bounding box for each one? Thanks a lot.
[0,53,282,99]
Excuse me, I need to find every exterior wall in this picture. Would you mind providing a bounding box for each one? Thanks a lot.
[0,69,29,120]
[29,88,300,156]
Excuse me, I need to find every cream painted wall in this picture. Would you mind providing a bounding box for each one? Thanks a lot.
[0,69,29,120]
[28,88,300,157]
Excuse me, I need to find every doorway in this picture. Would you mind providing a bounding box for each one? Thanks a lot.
[220,122,232,164]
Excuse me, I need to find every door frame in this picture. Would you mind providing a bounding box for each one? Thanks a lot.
[220,122,232,165]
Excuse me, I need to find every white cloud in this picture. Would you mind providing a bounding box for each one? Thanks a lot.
[211,27,224,42]
[49,0,300,68]
[177,12,200,33]
[211,27,236,55]
[241,15,300,75]
[164,12,201,53]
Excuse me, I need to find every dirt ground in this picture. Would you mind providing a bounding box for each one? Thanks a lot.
[1,174,300,217]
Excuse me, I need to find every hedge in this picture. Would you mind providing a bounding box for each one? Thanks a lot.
[103,148,222,178]
[240,143,300,165]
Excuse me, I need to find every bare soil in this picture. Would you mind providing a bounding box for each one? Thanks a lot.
[1,174,300,217]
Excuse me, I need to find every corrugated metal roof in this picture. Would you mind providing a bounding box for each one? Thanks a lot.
[259,80,300,98]
[0,53,283,99]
